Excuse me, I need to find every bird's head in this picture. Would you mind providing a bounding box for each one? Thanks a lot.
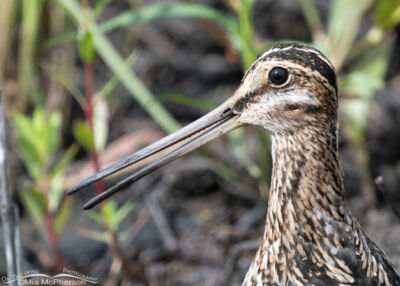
[233,43,337,133]
[67,43,338,208]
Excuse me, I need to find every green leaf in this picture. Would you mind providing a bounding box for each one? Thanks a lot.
[47,111,62,157]
[52,143,80,177]
[375,0,400,30]
[12,112,36,148]
[12,112,43,179]
[55,198,73,235]
[21,154,42,181]
[94,0,112,18]
[78,227,108,242]
[20,187,45,231]
[12,109,64,180]
[79,31,95,63]
[31,108,49,162]
[109,201,134,232]
[87,210,104,225]
[73,121,95,152]
[102,200,117,225]
[14,136,41,166]
[49,173,64,211]
[56,0,181,133]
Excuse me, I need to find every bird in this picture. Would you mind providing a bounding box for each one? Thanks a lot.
[67,43,400,285]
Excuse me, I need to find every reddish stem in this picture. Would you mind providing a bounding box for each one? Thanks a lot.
[84,62,94,127]
[83,61,149,285]
[45,210,64,271]
[84,62,105,194]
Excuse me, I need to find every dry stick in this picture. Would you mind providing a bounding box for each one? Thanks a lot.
[0,89,22,286]
[145,180,178,252]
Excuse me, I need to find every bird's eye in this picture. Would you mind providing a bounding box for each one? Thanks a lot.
[269,67,289,86]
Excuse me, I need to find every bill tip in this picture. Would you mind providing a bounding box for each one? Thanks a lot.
[66,187,77,195]
[83,202,94,210]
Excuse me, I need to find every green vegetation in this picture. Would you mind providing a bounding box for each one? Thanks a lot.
[12,108,78,269]
[1,0,399,280]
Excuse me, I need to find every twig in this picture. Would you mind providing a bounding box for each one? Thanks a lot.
[145,181,178,252]
[0,88,22,286]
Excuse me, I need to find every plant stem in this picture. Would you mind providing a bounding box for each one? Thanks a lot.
[84,62,94,127]
[42,174,65,270]
[45,210,64,270]
[84,60,149,284]
[107,230,149,285]
[84,62,106,195]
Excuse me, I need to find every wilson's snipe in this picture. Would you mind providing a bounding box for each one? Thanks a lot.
[68,44,400,285]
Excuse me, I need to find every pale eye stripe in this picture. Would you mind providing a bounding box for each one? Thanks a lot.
[262,90,321,107]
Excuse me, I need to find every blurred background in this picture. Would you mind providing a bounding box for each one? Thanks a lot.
[0,0,400,285]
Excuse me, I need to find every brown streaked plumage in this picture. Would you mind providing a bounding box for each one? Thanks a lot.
[67,43,400,285]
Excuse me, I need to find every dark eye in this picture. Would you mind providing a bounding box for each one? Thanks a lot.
[269,67,289,86]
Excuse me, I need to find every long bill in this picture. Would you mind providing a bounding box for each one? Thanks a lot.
[66,96,242,210]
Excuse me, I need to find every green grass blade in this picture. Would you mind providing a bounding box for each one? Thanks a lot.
[0,0,16,80]
[18,0,44,111]
[54,198,73,235]
[92,26,180,133]
[297,0,325,42]
[56,0,180,133]
[99,49,137,98]
[46,3,240,51]
[327,0,374,69]
[100,3,239,34]
[237,0,257,69]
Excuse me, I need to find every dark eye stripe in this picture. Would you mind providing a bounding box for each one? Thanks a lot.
[284,104,300,111]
